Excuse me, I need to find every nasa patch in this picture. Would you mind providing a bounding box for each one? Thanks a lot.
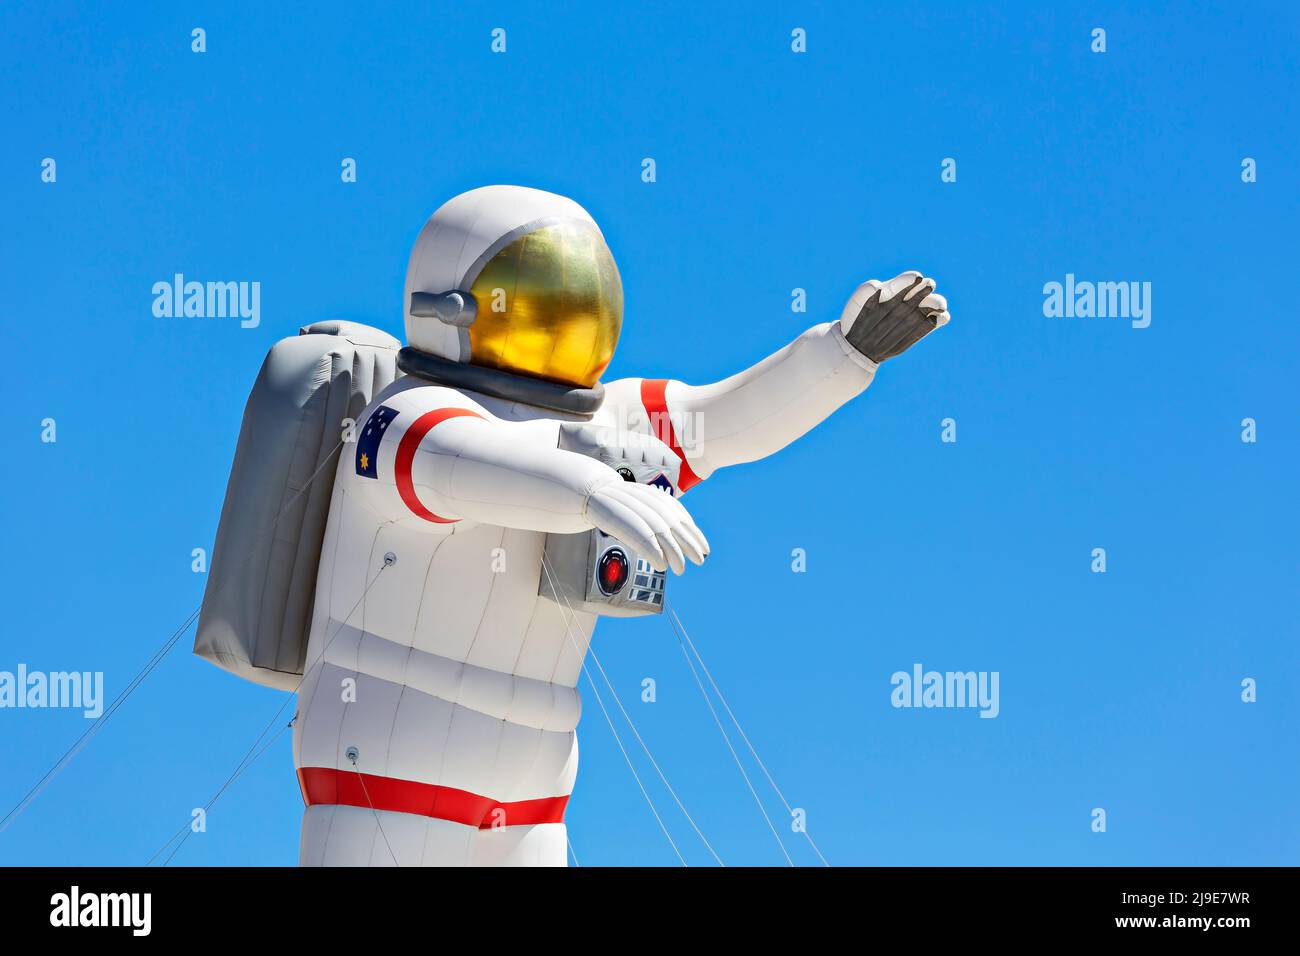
[648,473,675,496]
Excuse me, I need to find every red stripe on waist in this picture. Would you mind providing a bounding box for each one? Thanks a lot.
[298,767,568,829]
[394,407,484,523]
[639,378,702,491]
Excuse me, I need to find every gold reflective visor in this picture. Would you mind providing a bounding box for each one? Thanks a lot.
[467,221,622,388]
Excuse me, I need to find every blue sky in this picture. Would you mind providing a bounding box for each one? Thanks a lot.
[1,1,1296,866]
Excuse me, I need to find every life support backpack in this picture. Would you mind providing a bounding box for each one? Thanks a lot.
[194,320,401,691]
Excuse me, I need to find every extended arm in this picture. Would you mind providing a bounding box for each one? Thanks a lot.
[608,272,950,487]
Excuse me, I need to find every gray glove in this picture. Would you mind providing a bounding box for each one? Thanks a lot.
[839,271,950,363]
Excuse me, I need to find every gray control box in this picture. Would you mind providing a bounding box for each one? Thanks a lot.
[539,527,666,617]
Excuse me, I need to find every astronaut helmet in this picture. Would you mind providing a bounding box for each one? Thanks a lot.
[404,185,623,389]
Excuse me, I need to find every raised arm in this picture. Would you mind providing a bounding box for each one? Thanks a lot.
[606,272,950,488]
[347,384,707,573]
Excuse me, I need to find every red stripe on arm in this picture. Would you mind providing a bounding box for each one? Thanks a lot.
[640,378,703,491]
[394,407,485,523]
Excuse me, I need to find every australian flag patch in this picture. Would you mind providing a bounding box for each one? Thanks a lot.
[355,405,399,478]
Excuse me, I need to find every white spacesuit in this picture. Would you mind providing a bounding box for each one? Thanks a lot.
[246,186,948,866]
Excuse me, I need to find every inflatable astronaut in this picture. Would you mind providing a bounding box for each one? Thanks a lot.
[195,185,949,866]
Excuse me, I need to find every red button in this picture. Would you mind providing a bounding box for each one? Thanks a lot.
[597,549,629,595]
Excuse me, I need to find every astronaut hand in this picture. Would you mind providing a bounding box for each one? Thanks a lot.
[839,272,950,363]
[583,477,709,574]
